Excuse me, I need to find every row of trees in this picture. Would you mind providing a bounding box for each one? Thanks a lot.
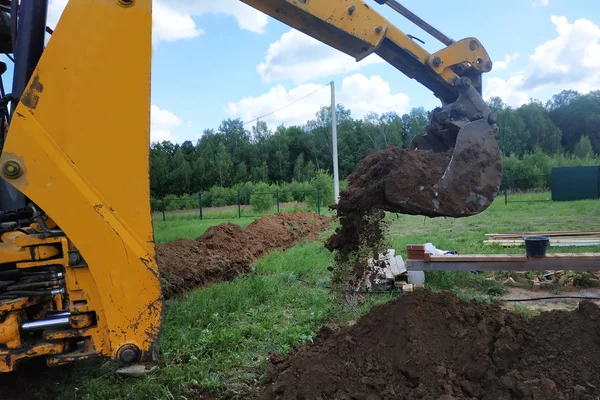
[153,171,334,212]
[151,90,600,199]
[489,90,599,158]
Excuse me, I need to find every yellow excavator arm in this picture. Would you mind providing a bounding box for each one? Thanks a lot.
[242,0,493,104]
[0,0,500,372]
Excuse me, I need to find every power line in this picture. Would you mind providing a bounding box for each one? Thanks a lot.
[242,82,331,126]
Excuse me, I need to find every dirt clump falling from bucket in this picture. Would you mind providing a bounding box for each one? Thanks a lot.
[325,147,451,294]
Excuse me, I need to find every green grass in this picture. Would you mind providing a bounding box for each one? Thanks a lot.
[152,203,334,243]
[152,204,324,223]
[385,194,600,258]
[8,192,600,399]
[153,218,255,243]
[383,193,600,295]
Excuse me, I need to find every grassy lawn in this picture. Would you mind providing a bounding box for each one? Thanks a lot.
[153,218,255,243]
[386,192,600,257]
[152,204,329,243]
[7,192,600,399]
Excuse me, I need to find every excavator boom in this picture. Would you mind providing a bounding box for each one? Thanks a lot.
[242,0,492,104]
[0,0,501,372]
[243,0,502,217]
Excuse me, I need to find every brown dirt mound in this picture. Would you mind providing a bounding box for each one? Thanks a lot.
[325,147,451,292]
[333,147,452,217]
[157,211,331,299]
[259,290,600,400]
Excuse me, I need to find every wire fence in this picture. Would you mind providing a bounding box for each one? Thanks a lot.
[502,187,552,204]
[152,189,323,222]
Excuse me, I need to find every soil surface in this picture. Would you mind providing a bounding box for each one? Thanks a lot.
[157,211,331,299]
[501,287,600,313]
[332,147,452,217]
[325,147,451,292]
[258,289,600,400]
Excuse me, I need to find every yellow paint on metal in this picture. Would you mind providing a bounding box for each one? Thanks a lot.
[0,232,61,263]
[0,313,21,349]
[0,0,494,372]
[0,0,162,369]
[429,38,492,73]
[0,342,66,373]
[242,0,388,60]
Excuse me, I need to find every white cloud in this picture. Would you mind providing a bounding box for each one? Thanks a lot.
[484,75,531,107]
[47,0,68,29]
[152,1,204,43]
[493,53,519,71]
[47,0,268,45]
[228,74,409,128]
[524,16,600,91]
[532,0,550,6]
[484,16,600,107]
[167,0,267,34]
[151,105,181,142]
[257,29,384,84]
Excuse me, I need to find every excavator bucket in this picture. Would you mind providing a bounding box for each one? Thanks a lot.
[383,78,503,218]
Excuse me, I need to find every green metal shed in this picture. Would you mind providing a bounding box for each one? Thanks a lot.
[551,166,600,201]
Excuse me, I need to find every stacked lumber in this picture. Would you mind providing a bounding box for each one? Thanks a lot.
[484,231,600,247]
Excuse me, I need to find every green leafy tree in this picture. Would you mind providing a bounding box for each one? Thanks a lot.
[574,136,593,158]
[149,144,170,198]
[233,162,248,184]
[308,169,334,208]
[251,161,269,183]
[496,108,529,156]
[402,107,429,146]
[209,186,235,207]
[215,142,234,187]
[487,96,506,113]
[517,101,562,154]
[250,182,275,212]
[168,148,191,195]
[549,91,600,153]
[293,153,306,182]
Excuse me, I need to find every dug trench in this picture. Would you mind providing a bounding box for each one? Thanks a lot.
[156,211,331,299]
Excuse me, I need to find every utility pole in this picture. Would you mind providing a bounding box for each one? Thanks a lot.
[331,81,340,204]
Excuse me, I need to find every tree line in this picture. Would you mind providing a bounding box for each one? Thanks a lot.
[150,89,600,202]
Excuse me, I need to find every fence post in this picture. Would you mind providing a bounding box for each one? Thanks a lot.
[198,191,203,220]
[276,190,280,214]
[238,190,241,218]
[316,189,321,215]
[505,187,508,205]
[161,199,166,222]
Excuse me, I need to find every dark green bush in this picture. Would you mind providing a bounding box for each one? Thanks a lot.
[250,182,275,212]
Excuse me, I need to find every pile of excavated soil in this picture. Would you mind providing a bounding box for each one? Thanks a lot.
[259,290,600,400]
[157,211,331,299]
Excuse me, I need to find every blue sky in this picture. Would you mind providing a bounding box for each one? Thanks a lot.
[35,0,600,143]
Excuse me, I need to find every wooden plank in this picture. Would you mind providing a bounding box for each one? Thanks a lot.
[487,236,600,241]
[428,254,528,262]
[408,253,600,271]
[486,231,600,238]
[486,236,600,241]
[486,230,600,236]
[485,239,600,247]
